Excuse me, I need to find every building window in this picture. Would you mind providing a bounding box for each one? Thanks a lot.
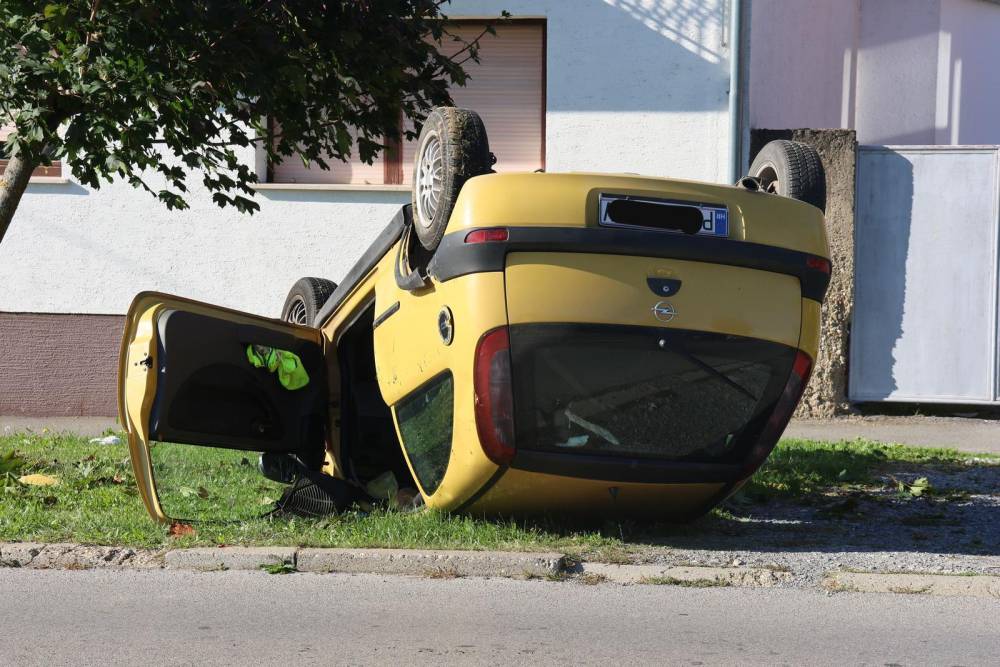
[395,372,455,495]
[269,20,545,186]
[0,124,62,178]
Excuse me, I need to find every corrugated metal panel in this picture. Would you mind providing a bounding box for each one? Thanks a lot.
[271,22,544,185]
[850,145,1000,403]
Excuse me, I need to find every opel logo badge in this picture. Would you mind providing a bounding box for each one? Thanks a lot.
[651,301,677,323]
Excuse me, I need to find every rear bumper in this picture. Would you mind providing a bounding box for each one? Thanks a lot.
[511,449,742,484]
[428,225,832,302]
[462,466,731,519]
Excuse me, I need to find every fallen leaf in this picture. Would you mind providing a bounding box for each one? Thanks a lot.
[112,474,124,485]
[19,473,59,487]
[169,522,196,538]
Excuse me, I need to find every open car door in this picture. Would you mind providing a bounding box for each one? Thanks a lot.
[119,292,328,523]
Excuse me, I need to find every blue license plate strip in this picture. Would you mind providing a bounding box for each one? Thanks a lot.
[598,194,730,238]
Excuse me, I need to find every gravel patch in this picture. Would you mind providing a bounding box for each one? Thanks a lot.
[615,462,1000,588]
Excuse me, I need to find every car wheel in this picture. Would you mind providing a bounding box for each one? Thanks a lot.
[411,107,492,251]
[281,277,338,326]
[749,140,826,212]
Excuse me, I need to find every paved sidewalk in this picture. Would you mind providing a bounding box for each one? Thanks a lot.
[1,416,118,436]
[785,416,1000,455]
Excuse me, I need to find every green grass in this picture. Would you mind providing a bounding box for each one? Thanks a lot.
[0,431,619,551]
[0,432,995,550]
[743,437,996,500]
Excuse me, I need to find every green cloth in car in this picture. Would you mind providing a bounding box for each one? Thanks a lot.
[246,345,310,390]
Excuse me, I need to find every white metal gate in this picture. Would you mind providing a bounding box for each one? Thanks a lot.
[850,146,1000,404]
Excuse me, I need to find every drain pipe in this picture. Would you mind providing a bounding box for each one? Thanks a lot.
[727,0,746,184]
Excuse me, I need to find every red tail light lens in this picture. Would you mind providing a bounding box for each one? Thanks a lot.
[465,228,509,244]
[741,350,813,477]
[806,255,831,275]
[473,326,516,465]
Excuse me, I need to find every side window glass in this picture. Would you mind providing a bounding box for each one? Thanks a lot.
[395,373,454,495]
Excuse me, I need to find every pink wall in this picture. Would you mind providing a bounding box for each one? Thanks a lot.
[749,0,858,132]
[750,0,1000,145]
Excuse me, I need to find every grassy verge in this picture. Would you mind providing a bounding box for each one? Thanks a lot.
[0,431,619,552]
[1,431,995,551]
[744,437,997,500]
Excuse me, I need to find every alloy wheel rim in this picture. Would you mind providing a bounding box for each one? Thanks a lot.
[755,163,780,194]
[286,297,309,325]
[415,133,443,228]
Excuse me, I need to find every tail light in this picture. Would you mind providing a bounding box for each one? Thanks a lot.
[473,326,516,465]
[740,350,813,477]
[806,255,831,275]
[465,228,509,244]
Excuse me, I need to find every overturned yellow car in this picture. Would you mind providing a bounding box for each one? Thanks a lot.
[119,108,830,523]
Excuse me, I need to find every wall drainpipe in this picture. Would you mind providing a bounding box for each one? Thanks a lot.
[727,0,746,184]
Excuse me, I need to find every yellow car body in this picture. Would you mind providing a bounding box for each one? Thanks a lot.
[119,172,830,522]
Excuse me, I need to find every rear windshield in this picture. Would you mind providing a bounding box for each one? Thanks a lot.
[509,325,795,463]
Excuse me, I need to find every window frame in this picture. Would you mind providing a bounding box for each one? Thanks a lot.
[262,16,547,189]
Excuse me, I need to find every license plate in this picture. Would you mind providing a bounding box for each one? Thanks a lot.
[598,194,730,238]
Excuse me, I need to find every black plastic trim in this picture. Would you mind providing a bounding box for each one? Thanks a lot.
[647,277,682,297]
[511,450,743,484]
[373,301,400,330]
[394,224,432,292]
[427,226,831,302]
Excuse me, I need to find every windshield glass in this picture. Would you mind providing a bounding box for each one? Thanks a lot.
[509,325,795,462]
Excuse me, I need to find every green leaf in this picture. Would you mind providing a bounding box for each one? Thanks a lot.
[260,562,296,575]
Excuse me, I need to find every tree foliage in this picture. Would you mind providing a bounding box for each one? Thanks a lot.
[0,0,496,235]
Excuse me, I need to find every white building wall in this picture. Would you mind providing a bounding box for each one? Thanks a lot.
[0,0,731,317]
[750,0,1000,145]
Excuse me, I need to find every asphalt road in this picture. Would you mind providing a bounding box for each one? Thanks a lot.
[3,569,998,666]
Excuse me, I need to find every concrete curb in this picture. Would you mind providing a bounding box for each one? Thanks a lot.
[0,542,562,578]
[824,571,1000,598]
[164,547,297,572]
[0,542,161,569]
[296,548,562,578]
[578,562,792,587]
[4,541,999,599]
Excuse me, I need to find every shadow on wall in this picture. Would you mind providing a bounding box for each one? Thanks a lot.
[750,0,1000,145]
[24,181,89,196]
[850,149,913,400]
[544,0,729,112]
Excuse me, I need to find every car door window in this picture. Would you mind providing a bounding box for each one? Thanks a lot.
[395,373,454,495]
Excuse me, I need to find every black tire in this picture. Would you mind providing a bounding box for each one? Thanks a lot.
[749,140,826,212]
[281,277,338,326]
[411,107,492,251]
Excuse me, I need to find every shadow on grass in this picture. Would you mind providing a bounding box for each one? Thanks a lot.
[488,439,1000,559]
[3,433,997,558]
